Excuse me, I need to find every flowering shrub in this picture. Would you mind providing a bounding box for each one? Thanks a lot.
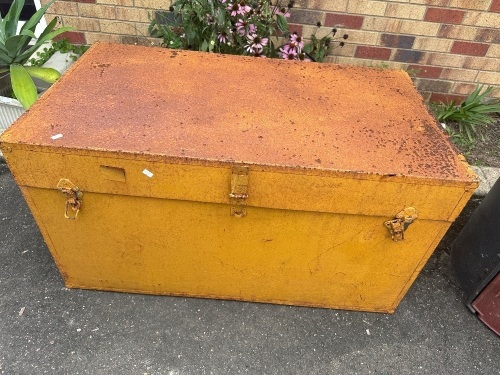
[304,24,348,62]
[149,0,347,62]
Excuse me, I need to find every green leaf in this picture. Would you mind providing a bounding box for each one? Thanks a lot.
[4,0,25,38]
[276,14,289,33]
[4,0,24,22]
[37,17,58,42]
[10,63,38,109]
[200,39,208,52]
[0,42,10,55]
[19,29,37,38]
[25,66,60,83]
[20,0,55,34]
[15,26,73,63]
[4,20,18,39]
[303,44,313,54]
[0,48,13,65]
[215,7,226,25]
[35,19,67,49]
[5,35,25,57]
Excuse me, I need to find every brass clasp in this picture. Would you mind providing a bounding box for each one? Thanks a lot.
[57,179,83,220]
[230,165,249,217]
[384,207,418,242]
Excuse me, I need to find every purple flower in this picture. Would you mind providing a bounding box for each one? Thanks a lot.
[273,6,290,17]
[239,1,251,14]
[227,2,248,16]
[205,13,215,25]
[227,2,240,16]
[217,31,229,44]
[246,33,268,53]
[236,20,256,36]
[290,32,304,50]
[236,19,248,36]
[279,44,297,60]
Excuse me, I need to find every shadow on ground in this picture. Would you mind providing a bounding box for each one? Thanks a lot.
[0,161,498,375]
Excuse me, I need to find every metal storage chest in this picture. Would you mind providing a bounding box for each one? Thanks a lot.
[0,43,478,313]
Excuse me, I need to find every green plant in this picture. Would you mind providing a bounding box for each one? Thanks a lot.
[149,0,346,61]
[433,85,500,142]
[303,23,347,62]
[0,0,72,109]
[149,0,290,57]
[444,125,475,150]
[367,61,390,69]
[405,66,420,77]
[28,38,88,67]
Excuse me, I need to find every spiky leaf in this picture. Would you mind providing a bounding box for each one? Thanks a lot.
[25,66,60,83]
[3,0,25,38]
[15,26,73,64]
[10,63,37,109]
[20,0,56,34]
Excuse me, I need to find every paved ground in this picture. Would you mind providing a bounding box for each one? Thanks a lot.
[0,159,499,375]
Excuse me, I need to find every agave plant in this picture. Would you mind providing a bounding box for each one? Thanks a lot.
[0,0,72,109]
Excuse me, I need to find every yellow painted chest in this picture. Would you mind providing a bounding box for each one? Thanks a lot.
[0,43,477,313]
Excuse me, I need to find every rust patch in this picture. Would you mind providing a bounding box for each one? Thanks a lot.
[1,42,473,182]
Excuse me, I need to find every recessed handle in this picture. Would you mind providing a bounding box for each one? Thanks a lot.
[100,165,126,182]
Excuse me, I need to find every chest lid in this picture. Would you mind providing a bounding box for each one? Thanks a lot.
[1,42,474,184]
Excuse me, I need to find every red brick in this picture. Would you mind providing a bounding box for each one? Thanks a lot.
[491,0,500,12]
[276,24,302,38]
[409,65,443,78]
[54,31,87,45]
[288,24,303,36]
[325,13,364,29]
[424,7,465,24]
[429,92,467,104]
[451,41,489,56]
[354,46,392,60]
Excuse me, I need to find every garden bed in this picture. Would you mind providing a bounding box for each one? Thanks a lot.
[448,115,500,168]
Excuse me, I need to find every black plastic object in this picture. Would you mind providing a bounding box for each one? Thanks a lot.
[451,177,500,312]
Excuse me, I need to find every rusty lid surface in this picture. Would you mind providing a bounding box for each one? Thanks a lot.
[1,42,473,181]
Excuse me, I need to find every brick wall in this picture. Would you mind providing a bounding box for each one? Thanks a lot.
[43,0,500,102]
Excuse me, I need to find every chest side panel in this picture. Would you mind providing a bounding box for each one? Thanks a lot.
[22,184,451,313]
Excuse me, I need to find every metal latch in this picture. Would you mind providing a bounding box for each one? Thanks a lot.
[384,207,418,242]
[230,165,249,217]
[57,179,83,220]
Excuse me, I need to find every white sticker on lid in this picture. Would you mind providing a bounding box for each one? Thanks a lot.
[142,169,154,178]
[51,133,63,140]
